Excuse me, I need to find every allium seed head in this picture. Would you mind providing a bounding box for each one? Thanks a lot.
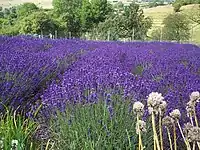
[187,127,200,142]
[136,120,147,134]
[162,116,174,127]
[160,100,167,110]
[133,101,144,116]
[147,92,164,115]
[190,91,200,102]
[186,101,195,117]
[169,109,181,120]
[159,100,167,116]
[183,122,193,136]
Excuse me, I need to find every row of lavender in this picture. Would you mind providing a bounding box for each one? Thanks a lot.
[1,36,200,120]
[0,36,97,112]
[40,41,200,119]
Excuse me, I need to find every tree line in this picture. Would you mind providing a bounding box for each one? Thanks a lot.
[0,0,199,42]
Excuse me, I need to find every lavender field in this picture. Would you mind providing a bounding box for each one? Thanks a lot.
[0,36,200,149]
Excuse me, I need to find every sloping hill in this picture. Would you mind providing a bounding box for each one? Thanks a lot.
[144,4,200,43]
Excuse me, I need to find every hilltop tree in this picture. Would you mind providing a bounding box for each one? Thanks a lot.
[173,3,182,12]
[162,13,190,42]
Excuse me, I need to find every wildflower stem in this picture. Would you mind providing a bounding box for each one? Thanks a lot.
[154,139,156,150]
[194,110,199,127]
[173,123,177,150]
[192,142,196,150]
[152,113,160,150]
[159,113,163,150]
[137,115,143,150]
[190,115,194,126]
[177,121,191,150]
[139,131,143,150]
[192,142,195,150]
[126,129,132,149]
[166,127,173,150]
[197,142,200,150]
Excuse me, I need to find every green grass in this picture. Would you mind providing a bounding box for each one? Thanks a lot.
[144,4,200,44]
[0,108,39,149]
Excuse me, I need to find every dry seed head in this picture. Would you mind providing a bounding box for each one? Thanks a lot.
[187,126,200,142]
[133,101,144,116]
[186,101,195,117]
[183,122,193,136]
[169,109,181,120]
[190,91,200,103]
[147,92,164,115]
[162,116,174,127]
[136,120,147,134]
[159,100,167,116]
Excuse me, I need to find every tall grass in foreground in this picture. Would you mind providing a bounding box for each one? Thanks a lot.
[50,94,154,150]
[0,107,41,149]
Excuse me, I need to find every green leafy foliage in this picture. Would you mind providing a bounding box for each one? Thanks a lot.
[162,13,190,42]
[93,2,152,41]
[18,11,59,35]
[16,3,39,17]
[173,0,200,11]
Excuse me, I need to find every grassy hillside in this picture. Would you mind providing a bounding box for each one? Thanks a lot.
[144,4,200,43]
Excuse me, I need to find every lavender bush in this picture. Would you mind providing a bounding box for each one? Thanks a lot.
[40,40,200,120]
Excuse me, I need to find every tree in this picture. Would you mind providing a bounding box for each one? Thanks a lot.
[80,0,93,32]
[52,0,82,15]
[93,2,152,41]
[122,2,152,40]
[173,3,181,12]
[151,28,162,41]
[16,3,39,17]
[94,13,123,40]
[18,11,59,36]
[52,0,82,37]
[79,0,112,33]
[3,8,10,18]
[162,13,190,42]
[90,0,112,24]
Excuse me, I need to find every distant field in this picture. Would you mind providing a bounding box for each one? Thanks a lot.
[144,4,200,44]
[0,0,53,8]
